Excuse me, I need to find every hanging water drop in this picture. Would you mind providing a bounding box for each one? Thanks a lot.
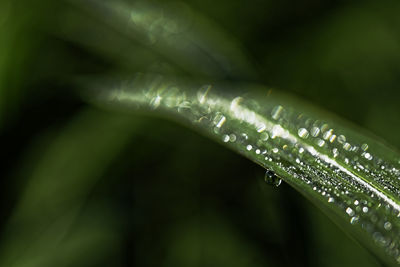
[264,170,282,187]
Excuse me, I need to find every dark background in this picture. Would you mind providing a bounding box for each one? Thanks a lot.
[0,0,399,266]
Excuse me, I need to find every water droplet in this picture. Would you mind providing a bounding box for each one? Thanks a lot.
[150,95,162,109]
[351,146,359,152]
[298,128,309,139]
[319,124,329,134]
[222,135,230,143]
[323,129,333,140]
[213,113,226,128]
[257,124,266,133]
[350,216,360,225]
[230,96,243,111]
[362,207,369,213]
[197,84,212,104]
[317,139,325,147]
[264,170,282,187]
[343,142,351,151]
[271,125,285,139]
[271,105,284,120]
[163,87,181,107]
[311,126,320,137]
[177,100,191,113]
[364,152,373,160]
[384,222,392,231]
[229,134,237,142]
[346,207,355,216]
[361,143,369,151]
[246,145,252,151]
[338,135,346,144]
[373,232,387,246]
[260,132,269,141]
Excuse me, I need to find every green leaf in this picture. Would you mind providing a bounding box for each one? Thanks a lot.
[87,73,400,266]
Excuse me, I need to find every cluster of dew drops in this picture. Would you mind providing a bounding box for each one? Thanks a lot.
[130,79,400,262]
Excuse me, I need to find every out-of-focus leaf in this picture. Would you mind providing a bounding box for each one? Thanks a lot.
[0,108,138,266]
[58,0,256,80]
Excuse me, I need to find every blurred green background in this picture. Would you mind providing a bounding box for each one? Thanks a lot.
[1,0,400,266]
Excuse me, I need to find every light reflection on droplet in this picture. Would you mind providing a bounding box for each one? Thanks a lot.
[333,148,339,158]
[271,105,284,120]
[298,128,309,139]
[350,216,360,225]
[150,95,162,109]
[197,84,212,104]
[343,142,351,151]
[346,207,355,216]
[351,146,359,152]
[230,96,243,111]
[257,124,266,133]
[364,152,373,161]
[213,113,226,128]
[361,143,369,151]
[323,129,333,140]
[317,139,325,147]
[311,126,320,137]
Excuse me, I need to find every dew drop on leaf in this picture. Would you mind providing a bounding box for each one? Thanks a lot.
[264,170,282,187]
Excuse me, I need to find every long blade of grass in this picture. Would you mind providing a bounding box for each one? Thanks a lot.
[86,73,400,266]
